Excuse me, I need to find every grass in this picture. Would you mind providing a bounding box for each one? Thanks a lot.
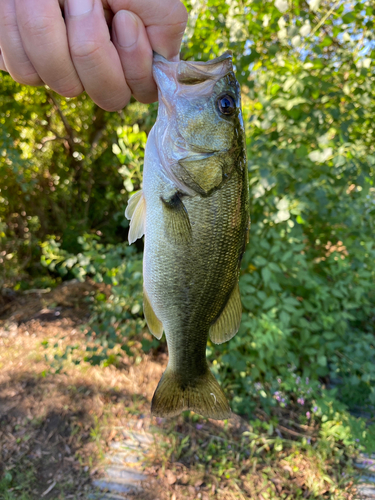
[0,281,364,499]
[0,471,34,500]
[144,415,356,499]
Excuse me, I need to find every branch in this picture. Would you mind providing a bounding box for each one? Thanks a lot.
[83,106,109,222]
[46,90,75,151]
[309,0,341,39]
[88,105,108,155]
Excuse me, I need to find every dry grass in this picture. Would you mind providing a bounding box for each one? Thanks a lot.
[0,281,164,499]
[0,281,357,499]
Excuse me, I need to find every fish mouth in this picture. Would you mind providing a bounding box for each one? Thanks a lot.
[153,51,232,65]
[152,51,234,89]
[182,152,214,162]
[180,149,228,162]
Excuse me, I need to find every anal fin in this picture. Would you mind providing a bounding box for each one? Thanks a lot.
[209,283,242,344]
[143,287,163,340]
[125,190,146,244]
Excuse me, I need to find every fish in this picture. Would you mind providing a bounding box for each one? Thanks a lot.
[125,51,249,420]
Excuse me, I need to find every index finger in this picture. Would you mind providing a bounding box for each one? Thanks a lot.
[15,0,83,96]
[108,0,188,60]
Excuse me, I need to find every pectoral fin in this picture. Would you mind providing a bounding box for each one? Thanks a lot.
[125,190,146,244]
[161,192,192,244]
[209,283,242,344]
[143,287,163,340]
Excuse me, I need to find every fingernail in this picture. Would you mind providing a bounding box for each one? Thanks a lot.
[115,11,139,48]
[67,0,93,17]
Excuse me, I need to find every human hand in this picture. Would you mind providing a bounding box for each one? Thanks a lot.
[0,0,187,110]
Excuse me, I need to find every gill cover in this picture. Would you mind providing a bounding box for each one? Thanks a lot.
[152,51,243,197]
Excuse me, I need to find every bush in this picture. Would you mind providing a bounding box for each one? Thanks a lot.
[2,0,375,452]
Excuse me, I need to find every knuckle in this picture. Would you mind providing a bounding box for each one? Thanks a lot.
[135,93,158,105]
[20,15,56,38]
[62,87,83,98]
[171,20,188,37]
[69,40,102,61]
[102,102,126,112]
[54,82,83,98]
[165,2,188,27]
[100,95,130,112]
[177,2,189,24]
[8,60,43,85]
[2,10,18,30]
[12,71,42,86]
[127,73,150,85]
[47,69,83,97]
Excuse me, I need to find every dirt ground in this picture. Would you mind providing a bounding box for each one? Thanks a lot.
[0,280,168,498]
[0,281,357,500]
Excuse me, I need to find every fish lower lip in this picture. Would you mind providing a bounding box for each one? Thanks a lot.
[184,150,226,161]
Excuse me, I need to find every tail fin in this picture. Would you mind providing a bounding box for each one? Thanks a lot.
[151,368,231,420]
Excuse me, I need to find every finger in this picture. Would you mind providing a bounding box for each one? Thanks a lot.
[0,0,43,85]
[15,0,83,97]
[59,0,114,25]
[0,48,7,72]
[108,0,188,60]
[65,0,131,111]
[112,11,157,104]
[145,2,188,61]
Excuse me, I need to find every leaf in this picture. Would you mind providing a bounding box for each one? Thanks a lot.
[308,0,321,11]
[321,36,333,47]
[263,296,278,309]
[275,0,288,13]
[318,355,327,367]
[280,310,290,325]
[261,267,273,286]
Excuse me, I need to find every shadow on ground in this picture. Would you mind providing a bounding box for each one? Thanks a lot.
[0,281,162,499]
[0,367,153,499]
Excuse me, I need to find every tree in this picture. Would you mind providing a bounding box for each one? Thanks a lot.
[1,0,375,413]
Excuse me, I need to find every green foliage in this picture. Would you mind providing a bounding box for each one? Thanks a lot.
[151,414,355,499]
[0,77,154,287]
[183,0,375,421]
[41,235,144,365]
[2,0,375,454]
[0,470,34,500]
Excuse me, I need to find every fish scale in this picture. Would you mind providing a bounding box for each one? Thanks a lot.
[145,172,243,368]
[126,51,249,420]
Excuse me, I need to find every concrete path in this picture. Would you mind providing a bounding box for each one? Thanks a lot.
[89,429,153,500]
[355,454,375,499]
[87,421,375,499]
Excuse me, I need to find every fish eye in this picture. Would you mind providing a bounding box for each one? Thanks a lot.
[217,94,236,115]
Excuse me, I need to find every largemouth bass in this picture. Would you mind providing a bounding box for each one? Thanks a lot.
[125,51,249,420]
